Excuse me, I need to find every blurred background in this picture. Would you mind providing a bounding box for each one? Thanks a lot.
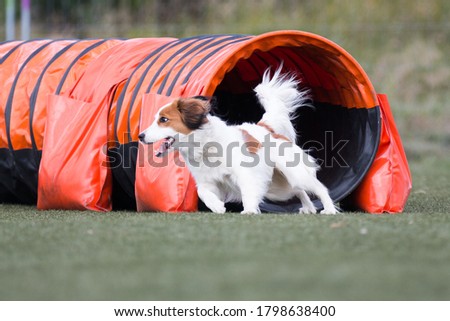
[1,0,449,160]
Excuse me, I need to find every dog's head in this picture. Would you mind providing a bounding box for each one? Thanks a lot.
[138,96,211,157]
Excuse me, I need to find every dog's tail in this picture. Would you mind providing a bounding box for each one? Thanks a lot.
[254,65,310,142]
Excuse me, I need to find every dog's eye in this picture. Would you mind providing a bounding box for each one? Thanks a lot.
[159,117,169,123]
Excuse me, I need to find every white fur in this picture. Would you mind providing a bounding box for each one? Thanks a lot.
[139,67,337,215]
[254,65,311,143]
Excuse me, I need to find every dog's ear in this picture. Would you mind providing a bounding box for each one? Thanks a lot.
[177,98,210,130]
[191,95,217,114]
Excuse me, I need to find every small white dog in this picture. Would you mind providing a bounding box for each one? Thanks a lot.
[139,67,337,214]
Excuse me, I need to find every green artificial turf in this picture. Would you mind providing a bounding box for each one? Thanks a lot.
[0,154,449,300]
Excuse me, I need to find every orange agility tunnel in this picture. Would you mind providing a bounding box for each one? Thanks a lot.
[0,31,412,213]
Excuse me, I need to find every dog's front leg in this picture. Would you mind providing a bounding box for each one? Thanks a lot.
[197,184,226,214]
[236,172,267,215]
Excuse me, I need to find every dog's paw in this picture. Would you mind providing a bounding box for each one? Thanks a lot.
[320,207,338,215]
[299,206,317,214]
[241,208,261,215]
[208,203,226,214]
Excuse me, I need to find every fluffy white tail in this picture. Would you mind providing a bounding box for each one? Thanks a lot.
[254,65,310,142]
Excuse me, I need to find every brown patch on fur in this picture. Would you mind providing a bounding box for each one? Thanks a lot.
[158,98,209,135]
[257,121,291,142]
[177,98,210,130]
[157,100,191,135]
[240,129,262,154]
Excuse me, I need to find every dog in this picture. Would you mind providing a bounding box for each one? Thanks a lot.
[138,66,337,214]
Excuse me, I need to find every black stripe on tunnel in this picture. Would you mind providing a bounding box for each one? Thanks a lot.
[125,35,219,139]
[113,39,179,143]
[157,35,250,96]
[180,37,251,86]
[0,39,38,64]
[29,41,80,151]
[55,39,109,95]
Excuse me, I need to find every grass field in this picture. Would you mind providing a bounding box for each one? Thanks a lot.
[1,153,449,301]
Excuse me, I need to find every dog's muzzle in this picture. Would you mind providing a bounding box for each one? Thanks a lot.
[138,133,175,157]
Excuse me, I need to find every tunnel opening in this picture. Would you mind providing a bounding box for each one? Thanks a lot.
[207,46,380,212]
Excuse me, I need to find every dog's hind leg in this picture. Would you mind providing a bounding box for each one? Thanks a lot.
[197,183,226,214]
[309,183,337,215]
[289,171,336,214]
[297,190,317,214]
[274,158,337,214]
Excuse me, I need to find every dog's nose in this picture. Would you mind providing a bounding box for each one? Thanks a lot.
[138,133,145,141]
